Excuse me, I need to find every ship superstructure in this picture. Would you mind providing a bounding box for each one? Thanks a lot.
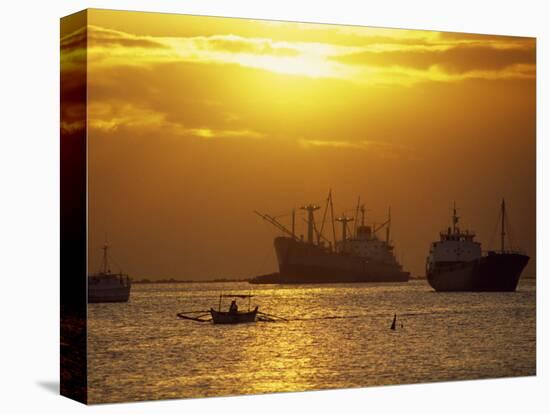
[250,191,409,284]
[426,201,529,292]
[338,205,398,265]
[426,203,482,273]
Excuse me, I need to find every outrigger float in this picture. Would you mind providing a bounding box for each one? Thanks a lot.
[177,294,287,324]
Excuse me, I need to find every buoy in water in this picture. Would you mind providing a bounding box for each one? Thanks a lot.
[390,313,397,330]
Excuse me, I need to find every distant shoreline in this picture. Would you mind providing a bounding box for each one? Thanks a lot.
[134,275,427,284]
[132,274,535,284]
[133,278,250,284]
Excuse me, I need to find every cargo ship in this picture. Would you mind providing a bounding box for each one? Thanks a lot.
[88,241,131,303]
[250,192,409,284]
[426,200,529,292]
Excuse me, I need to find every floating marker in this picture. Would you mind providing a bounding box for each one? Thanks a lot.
[391,313,397,330]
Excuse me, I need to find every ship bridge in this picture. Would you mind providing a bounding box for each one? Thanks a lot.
[428,203,481,264]
[337,205,398,265]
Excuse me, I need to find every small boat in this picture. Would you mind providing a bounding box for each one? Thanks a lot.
[210,294,258,324]
[177,294,287,324]
[88,240,131,303]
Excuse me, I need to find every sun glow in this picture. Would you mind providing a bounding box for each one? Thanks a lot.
[226,53,335,78]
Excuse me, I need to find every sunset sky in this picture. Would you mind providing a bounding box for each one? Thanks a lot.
[62,9,536,279]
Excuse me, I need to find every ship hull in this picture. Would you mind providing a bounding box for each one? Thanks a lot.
[427,252,529,292]
[251,237,409,284]
[88,287,131,303]
[88,274,131,303]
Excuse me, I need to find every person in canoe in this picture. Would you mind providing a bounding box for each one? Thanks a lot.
[229,300,238,314]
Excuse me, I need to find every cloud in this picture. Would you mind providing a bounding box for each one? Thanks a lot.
[334,42,536,74]
[83,25,354,79]
[88,102,169,132]
[87,100,412,159]
[61,26,88,136]
[85,25,310,61]
[187,128,265,139]
[299,139,418,160]
[60,27,87,72]
[79,24,536,86]
[60,26,87,51]
[71,22,536,148]
[88,101,265,141]
[195,35,300,57]
[61,119,85,135]
[87,26,169,49]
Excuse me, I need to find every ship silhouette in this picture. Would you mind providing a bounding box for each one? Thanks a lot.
[88,239,131,303]
[250,191,409,284]
[426,200,529,292]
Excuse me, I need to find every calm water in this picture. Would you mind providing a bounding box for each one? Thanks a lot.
[88,279,536,404]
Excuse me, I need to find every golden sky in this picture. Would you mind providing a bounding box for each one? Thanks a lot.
[62,9,536,279]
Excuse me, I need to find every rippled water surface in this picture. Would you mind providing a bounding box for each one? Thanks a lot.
[88,279,536,403]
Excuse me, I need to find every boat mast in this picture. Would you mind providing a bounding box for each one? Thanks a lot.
[301,204,320,244]
[501,199,506,252]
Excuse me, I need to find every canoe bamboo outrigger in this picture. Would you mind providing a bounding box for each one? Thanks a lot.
[177,294,288,324]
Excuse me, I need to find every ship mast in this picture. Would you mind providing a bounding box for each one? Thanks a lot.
[386,207,391,244]
[452,201,459,233]
[291,208,296,239]
[329,191,337,249]
[301,204,320,244]
[353,197,361,235]
[101,239,110,274]
[372,208,391,239]
[336,215,354,251]
[318,191,332,245]
[501,199,506,253]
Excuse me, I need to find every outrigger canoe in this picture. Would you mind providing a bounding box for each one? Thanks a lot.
[177,294,287,324]
[210,294,258,324]
[210,307,258,324]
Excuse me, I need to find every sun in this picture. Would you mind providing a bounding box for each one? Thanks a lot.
[231,53,335,78]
